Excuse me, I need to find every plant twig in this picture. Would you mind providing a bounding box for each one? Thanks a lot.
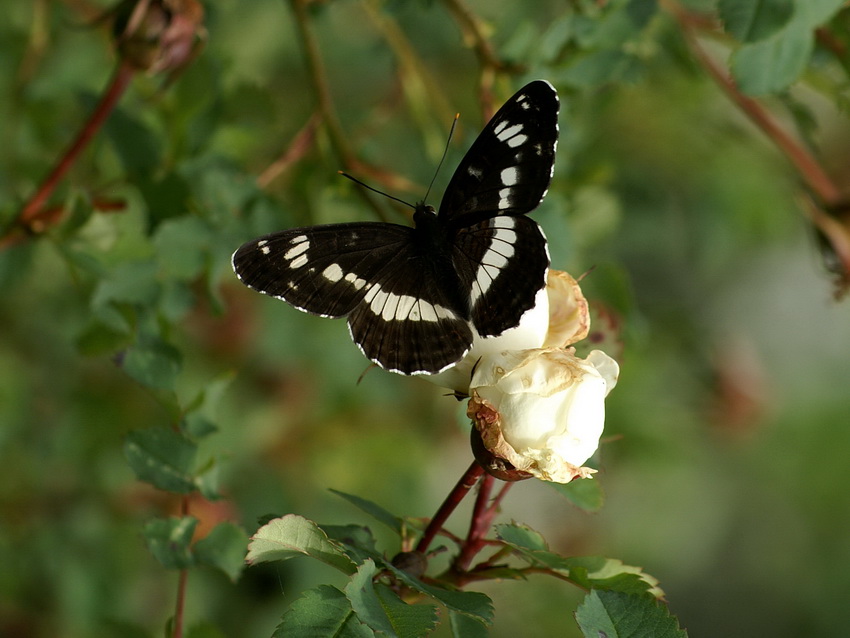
[416,461,483,554]
[256,112,321,189]
[289,0,395,221]
[7,60,136,245]
[441,0,519,75]
[671,4,843,206]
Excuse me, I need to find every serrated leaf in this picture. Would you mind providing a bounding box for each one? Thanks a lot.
[194,522,248,581]
[575,590,687,638]
[275,585,375,638]
[124,427,197,494]
[121,336,182,391]
[496,523,663,597]
[548,477,605,511]
[246,515,357,575]
[718,0,793,42]
[382,561,494,625]
[345,560,438,638]
[143,516,197,569]
[321,524,380,564]
[449,610,489,638]
[330,489,403,535]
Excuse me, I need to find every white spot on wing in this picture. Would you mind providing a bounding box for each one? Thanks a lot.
[261,245,271,255]
[284,241,310,260]
[507,134,528,148]
[290,254,308,269]
[498,188,513,210]
[497,123,523,142]
[501,167,519,186]
[323,263,343,282]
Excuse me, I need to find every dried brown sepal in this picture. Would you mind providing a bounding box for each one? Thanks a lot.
[467,403,532,482]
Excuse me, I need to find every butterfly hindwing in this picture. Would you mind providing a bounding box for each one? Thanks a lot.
[451,215,549,337]
[438,80,558,224]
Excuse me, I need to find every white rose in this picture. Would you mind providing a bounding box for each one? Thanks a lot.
[425,270,590,392]
[467,348,619,483]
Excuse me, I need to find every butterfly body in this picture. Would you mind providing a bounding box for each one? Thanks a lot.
[233,80,559,375]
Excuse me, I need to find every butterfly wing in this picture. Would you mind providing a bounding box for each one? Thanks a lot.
[232,223,411,318]
[232,223,473,375]
[438,80,559,224]
[439,80,558,337]
[451,215,549,337]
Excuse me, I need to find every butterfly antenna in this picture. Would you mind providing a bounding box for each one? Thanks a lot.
[338,171,416,210]
[424,112,460,204]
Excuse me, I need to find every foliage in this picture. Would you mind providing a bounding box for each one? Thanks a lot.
[3,0,850,637]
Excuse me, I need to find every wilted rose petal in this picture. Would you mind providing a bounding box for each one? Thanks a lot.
[468,348,619,483]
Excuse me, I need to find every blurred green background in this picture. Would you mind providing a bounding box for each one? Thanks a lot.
[2,0,850,636]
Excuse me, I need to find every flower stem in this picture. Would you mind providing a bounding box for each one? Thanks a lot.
[416,461,483,554]
[13,60,136,234]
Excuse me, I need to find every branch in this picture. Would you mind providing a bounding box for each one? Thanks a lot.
[415,461,483,554]
[671,4,843,206]
[4,60,136,248]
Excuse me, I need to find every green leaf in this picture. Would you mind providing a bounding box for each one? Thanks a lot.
[330,489,403,535]
[120,333,182,391]
[449,610,489,638]
[92,260,160,310]
[320,524,380,563]
[143,516,197,569]
[496,523,663,597]
[275,585,375,638]
[575,590,687,638]
[548,477,605,512]
[194,521,249,581]
[124,427,198,494]
[730,23,812,95]
[345,560,438,637]
[382,561,494,625]
[729,0,845,95]
[246,515,357,575]
[719,0,794,42]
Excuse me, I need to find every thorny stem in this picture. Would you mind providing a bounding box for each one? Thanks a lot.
[416,461,484,555]
[7,60,136,245]
[670,3,843,206]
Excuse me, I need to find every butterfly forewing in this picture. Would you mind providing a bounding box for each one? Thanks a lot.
[438,80,559,224]
[232,223,412,318]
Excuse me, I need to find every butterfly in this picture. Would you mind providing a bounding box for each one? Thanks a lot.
[232,80,559,375]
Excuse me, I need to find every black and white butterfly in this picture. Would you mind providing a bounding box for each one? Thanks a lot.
[233,80,559,375]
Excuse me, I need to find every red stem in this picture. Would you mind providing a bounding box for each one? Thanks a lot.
[452,474,495,571]
[416,461,483,554]
[172,494,190,638]
[173,568,188,638]
[16,59,137,228]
